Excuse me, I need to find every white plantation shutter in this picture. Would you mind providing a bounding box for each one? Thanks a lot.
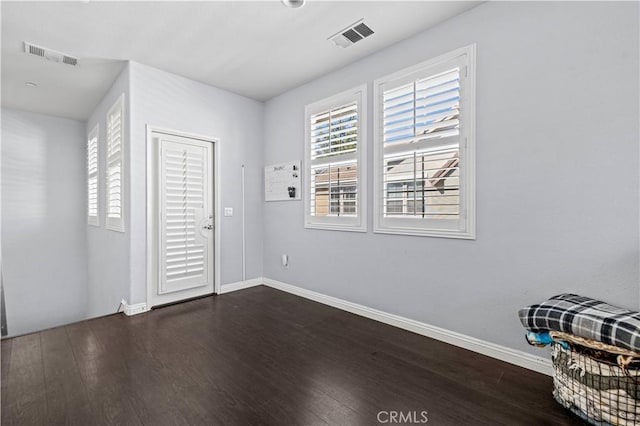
[374,46,476,239]
[310,103,358,217]
[159,139,211,293]
[87,124,99,226]
[106,95,125,232]
[304,85,367,231]
[383,67,460,147]
[382,67,461,219]
[310,103,358,161]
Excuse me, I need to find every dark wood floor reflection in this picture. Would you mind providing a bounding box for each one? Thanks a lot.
[1,285,583,425]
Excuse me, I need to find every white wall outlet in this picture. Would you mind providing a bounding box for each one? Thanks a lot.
[224,207,233,217]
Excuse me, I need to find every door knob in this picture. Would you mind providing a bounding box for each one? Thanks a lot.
[203,224,213,230]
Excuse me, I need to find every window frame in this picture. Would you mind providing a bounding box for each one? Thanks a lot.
[373,44,476,239]
[304,84,367,232]
[87,123,99,226]
[105,94,126,233]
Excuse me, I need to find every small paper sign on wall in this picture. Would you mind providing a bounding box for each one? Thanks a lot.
[265,161,301,201]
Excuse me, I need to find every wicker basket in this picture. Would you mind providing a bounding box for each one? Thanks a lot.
[551,342,640,425]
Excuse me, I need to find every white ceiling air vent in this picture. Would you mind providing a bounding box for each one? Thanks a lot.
[24,42,79,67]
[328,19,374,48]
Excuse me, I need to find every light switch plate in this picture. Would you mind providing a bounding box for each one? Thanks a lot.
[224,207,233,217]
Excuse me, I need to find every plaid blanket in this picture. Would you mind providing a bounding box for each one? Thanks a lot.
[519,294,640,352]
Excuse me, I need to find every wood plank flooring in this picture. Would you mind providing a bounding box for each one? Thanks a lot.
[1,285,584,425]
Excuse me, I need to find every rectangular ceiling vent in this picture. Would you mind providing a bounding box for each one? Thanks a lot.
[329,19,374,48]
[23,42,79,67]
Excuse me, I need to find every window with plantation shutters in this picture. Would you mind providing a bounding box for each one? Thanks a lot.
[106,95,125,232]
[304,85,367,232]
[373,45,476,239]
[87,124,99,226]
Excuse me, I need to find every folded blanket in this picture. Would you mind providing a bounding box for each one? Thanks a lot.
[526,330,570,349]
[519,294,640,353]
[525,330,554,346]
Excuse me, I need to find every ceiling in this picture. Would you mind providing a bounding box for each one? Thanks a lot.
[2,1,480,121]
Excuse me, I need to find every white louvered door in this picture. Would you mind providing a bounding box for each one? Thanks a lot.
[158,134,214,299]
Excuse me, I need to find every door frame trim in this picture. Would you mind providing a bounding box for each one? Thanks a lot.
[145,125,221,310]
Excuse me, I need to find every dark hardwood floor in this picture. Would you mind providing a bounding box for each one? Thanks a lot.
[1,285,584,425]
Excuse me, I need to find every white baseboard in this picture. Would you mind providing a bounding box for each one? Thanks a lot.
[123,302,148,316]
[262,277,553,376]
[219,278,263,294]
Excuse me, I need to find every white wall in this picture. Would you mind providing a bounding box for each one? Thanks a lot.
[1,108,88,336]
[1,58,265,331]
[128,61,264,304]
[85,64,131,318]
[3,3,638,365]
[262,1,640,355]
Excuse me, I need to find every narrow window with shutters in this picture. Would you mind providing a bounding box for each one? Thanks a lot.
[106,94,125,232]
[304,85,367,232]
[87,124,99,226]
[373,45,476,239]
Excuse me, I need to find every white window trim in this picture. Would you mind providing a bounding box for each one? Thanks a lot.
[105,94,126,233]
[87,123,99,226]
[304,84,367,232]
[373,44,476,239]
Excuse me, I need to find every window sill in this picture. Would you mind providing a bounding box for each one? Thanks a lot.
[304,222,367,233]
[106,223,125,233]
[373,226,475,240]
